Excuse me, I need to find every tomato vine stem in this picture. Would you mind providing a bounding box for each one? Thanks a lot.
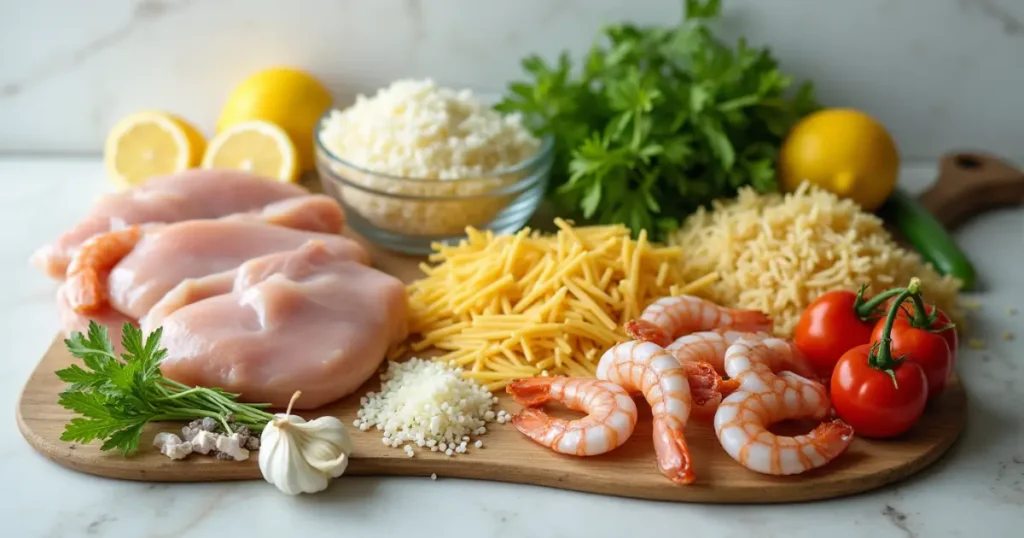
[867,277,922,387]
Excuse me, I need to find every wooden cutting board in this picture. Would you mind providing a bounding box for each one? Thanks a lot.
[16,235,967,504]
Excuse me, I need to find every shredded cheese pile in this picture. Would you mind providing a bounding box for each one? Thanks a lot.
[354,357,508,457]
[671,182,963,337]
[317,78,542,236]
[319,78,539,180]
[399,219,718,389]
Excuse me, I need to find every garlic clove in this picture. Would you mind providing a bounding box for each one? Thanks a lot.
[259,410,353,495]
[289,416,352,477]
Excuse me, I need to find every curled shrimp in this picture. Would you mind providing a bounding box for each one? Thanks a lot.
[506,377,638,456]
[597,340,703,484]
[667,329,821,416]
[626,295,773,347]
[64,226,142,314]
[714,337,854,475]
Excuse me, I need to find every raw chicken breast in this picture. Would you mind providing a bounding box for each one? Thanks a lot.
[223,194,345,234]
[147,241,408,409]
[60,193,356,318]
[32,169,309,279]
[108,220,369,319]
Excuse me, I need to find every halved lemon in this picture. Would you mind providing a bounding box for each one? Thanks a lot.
[201,120,299,182]
[104,111,206,189]
[217,67,333,172]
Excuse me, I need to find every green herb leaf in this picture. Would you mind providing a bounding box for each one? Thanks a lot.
[581,180,603,218]
[497,0,817,239]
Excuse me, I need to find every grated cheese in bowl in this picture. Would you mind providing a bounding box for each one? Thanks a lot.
[354,357,509,457]
[315,79,551,252]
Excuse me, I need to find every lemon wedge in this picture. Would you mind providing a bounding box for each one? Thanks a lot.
[104,111,206,189]
[201,120,299,182]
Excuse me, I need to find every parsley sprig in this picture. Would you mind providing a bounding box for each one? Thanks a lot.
[57,321,276,456]
[496,0,819,240]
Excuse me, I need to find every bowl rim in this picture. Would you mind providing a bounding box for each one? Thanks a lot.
[313,108,555,184]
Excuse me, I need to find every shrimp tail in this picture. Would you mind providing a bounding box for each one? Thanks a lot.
[652,418,695,485]
[65,268,104,314]
[506,377,554,407]
[682,361,721,407]
[809,419,856,460]
[510,407,565,449]
[64,226,142,313]
[625,319,672,348]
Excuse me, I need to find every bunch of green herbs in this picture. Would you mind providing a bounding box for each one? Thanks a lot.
[56,321,275,456]
[496,0,819,240]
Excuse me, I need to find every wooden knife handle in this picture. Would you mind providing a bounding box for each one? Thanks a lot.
[919,152,1024,230]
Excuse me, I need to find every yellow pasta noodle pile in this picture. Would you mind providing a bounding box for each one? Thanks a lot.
[399,219,718,391]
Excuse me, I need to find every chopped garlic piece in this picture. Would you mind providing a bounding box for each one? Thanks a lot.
[153,432,193,460]
[191,430,219,455]
[215,433,250,461]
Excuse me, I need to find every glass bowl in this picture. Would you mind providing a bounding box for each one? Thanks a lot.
[313,112,554,255]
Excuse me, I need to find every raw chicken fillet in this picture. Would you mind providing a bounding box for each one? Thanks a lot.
[107,216,367,319]
[145,241,408,409]
[32,169,309,279]
[43,169,410,410]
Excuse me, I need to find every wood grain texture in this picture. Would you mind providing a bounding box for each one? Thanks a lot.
[918,152,1024,230]
[16,231,967,503]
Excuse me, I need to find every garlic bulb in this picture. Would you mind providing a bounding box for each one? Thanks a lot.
[259,391,353,495]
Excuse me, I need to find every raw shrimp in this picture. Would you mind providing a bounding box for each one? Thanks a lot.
[64,226,143,314]
[597,340,706,484]
[626,295,773,348]
[506,377,638,456]
[713,337,854,475]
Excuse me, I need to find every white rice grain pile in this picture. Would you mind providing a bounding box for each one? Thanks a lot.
[671,182,962,337]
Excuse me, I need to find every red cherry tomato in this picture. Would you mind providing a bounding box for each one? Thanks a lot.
[831,344,929,438]
[871,317,952,398]
[896,304,958,369]
[794,290,876,378]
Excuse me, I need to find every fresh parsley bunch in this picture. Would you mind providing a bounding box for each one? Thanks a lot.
[496,0,819,240]
[57,322,275,455]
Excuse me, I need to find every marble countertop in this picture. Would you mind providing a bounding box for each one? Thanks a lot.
[1,157,1021,538]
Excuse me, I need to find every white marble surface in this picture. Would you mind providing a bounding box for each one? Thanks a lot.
[2,0,1024,161]
[0,157,1022,537]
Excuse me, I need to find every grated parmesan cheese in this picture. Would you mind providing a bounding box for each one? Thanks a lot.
[354,357,505,456]
[321,79,538,179]
[317,79,542,236]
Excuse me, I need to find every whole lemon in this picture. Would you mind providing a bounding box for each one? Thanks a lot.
[779,108,900,211]
[217,67,333,172]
